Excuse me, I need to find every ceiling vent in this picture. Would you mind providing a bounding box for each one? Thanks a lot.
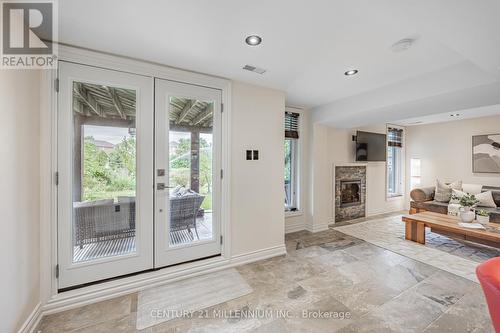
[243,65,266,74]
[391,38,417,53]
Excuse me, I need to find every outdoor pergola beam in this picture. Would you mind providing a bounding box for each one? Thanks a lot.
[106,87,126,119]
[74,83,101,116]
[170,123,212,134]
[176,100,197,124]
[190,104,212,126]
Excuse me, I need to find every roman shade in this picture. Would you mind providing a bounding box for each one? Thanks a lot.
[285,112,299,139]
[387,127,403,147]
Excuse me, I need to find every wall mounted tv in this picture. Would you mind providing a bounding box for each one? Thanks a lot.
[355,131,386,162]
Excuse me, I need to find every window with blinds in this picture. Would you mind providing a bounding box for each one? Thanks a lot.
[387,127,403,147]
[284,111,300,211]
[285,112,299,139]
[387,126,403,197]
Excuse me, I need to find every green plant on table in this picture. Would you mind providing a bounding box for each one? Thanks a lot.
[451,193,479,208]
[476,209,490,217]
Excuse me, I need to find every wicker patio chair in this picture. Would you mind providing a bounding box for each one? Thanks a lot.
[169,193,205,240]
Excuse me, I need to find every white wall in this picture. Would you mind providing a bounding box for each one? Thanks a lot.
[231,81,286,256]
[0,70,41,332]
[405,115,500,202]
[309,123,405,229]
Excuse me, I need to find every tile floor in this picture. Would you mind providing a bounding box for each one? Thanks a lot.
[37,213,495,333]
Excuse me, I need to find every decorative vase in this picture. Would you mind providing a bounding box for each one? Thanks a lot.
[477,215,490,225]
[459,207,475,223]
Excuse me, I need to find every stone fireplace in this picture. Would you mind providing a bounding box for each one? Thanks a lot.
[335,165,366,222]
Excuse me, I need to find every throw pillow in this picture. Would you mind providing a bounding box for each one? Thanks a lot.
[172,185,183,196]
[449,189,465,204]
[476,191,497,208]
[434,179,462,203]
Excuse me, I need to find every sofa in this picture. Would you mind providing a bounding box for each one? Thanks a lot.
[409,185,500,223]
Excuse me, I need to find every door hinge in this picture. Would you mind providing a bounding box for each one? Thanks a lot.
[221,103,224,113]
[55,171,59,185]
[54,78,59,92]
[220,235,223,245]
[55,264,59,278]
[220,169,223,179]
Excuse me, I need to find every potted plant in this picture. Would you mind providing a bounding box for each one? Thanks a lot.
[476,209,490,225]
[451,193,479,223]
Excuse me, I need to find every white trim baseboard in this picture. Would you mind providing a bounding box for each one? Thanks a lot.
[285,219,306,234]
[305,223,329,233]
[41,245,286,316]
[17,303,42,333]
[229,244,287,266]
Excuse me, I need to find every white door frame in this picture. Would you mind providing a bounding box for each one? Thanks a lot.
[154,79,222,267]
[39,44,232,311]
[57,61,154,289]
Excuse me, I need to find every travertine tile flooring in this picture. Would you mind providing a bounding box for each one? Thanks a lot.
[37,213,495,333]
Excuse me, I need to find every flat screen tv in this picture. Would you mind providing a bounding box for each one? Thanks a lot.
[355,131,386,162]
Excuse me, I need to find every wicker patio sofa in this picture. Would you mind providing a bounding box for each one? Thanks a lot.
[73,192,204,247]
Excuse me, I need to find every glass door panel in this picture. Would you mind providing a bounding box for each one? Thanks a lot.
[58,62,153,289]
[73,83,137,262]
[168,97,214,246]
[155,79,222,268]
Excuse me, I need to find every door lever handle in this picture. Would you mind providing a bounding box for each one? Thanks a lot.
[157,183,173,190]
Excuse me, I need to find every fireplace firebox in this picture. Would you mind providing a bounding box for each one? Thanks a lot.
[340,180,361,207]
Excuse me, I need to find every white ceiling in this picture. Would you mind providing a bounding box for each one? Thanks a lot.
[58,0,500,127]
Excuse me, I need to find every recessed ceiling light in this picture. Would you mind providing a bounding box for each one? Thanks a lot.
[450,113,460,117]
[245,35,262,46]
[344,69,358,76]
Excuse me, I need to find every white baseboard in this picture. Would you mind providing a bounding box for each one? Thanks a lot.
[17,303,42,333]
[366,207,401,217]
[229,244,287,266]
[41,245,286,317]
[285,220,306,234]
[305,223,329,233]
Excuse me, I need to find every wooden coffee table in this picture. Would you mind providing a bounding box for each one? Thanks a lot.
[402,211,500,247]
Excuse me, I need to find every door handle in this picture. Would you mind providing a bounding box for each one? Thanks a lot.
[157,183,173,190]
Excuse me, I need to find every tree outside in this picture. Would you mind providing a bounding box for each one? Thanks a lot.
[82,135,136,201]
[82,129,213,212]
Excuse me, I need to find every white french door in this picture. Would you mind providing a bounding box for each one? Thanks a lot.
[57,62,223,289]
[57,62,154,289]
[154,79,222,267]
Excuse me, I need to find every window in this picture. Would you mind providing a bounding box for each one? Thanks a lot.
[387,127,403,197]
[410,158,421,189]
[285,112,299,211]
